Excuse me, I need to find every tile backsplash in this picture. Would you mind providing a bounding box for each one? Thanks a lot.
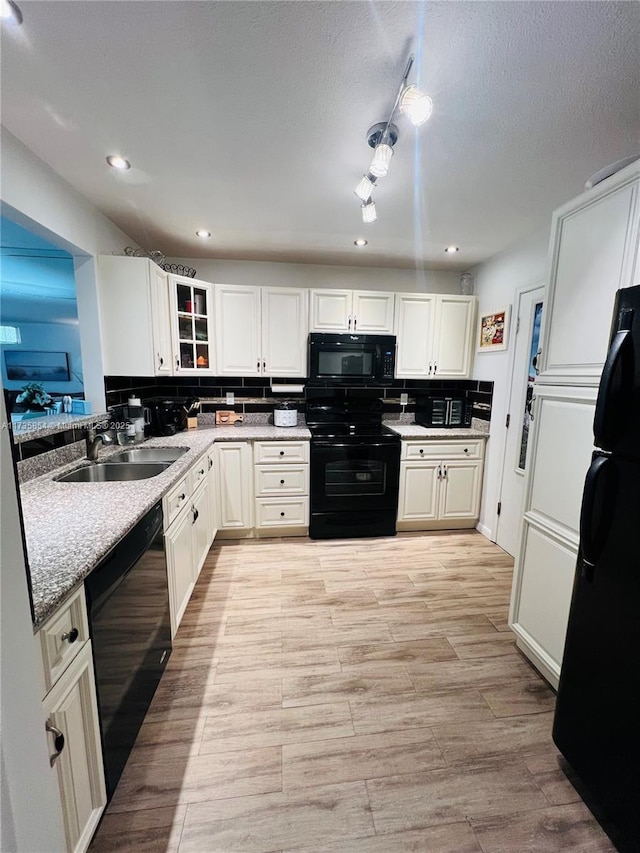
[104,376,494,421]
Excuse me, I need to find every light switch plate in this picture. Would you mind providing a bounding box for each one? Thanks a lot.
[226,392,234,405]
[400,393,408,406]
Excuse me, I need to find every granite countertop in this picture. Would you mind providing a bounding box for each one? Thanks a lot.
[384,422,489,440]
[12,412,110,443]
[210,424,311,440]
[22,425,311,629]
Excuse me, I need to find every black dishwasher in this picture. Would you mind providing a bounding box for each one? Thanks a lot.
[85,501,171,799]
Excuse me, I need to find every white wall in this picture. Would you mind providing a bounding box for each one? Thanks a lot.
[472,226,551,540]
[1,129,142,413]
[0,389,66,853]
[165,256,462,294]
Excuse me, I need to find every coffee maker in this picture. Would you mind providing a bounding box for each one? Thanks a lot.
[145,397,198,436]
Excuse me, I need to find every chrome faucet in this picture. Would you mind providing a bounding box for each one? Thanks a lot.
[86,428,113,462]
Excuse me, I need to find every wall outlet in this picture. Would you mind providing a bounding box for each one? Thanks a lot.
[400,393,408,406]
[226,392,234,405]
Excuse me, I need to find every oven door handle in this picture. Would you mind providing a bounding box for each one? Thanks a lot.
[311,441,396,449]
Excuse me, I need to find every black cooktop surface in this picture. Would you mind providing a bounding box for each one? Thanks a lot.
[309,423,400,442]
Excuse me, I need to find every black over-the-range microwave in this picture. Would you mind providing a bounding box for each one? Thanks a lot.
[307,333,396,385]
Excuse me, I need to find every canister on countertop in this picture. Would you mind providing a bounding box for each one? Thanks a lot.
[273,401,298,427]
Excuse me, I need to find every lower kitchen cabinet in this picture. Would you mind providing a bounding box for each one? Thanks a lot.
[37,591,106,853]
[397,440,484,530]
[215,442,254,535]
[165,503,196,635]
[163,452,216,636]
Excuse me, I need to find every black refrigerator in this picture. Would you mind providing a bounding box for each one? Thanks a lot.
[553,284,640,849]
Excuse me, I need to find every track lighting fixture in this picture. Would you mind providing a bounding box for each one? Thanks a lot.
[354,54,432,223]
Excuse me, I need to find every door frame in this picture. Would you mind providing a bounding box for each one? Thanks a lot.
[494,280,545,552]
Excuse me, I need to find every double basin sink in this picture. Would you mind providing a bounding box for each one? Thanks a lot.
[56,447,188,483]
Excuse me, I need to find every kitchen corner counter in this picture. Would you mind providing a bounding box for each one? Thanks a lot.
[21,425,312,630]
[22,430,217,630]
[383,422,489,440]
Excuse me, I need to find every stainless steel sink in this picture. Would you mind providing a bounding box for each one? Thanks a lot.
[110,447,188,464]
[56,462,171,483]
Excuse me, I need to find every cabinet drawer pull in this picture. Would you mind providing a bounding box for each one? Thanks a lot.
[279,450,285,456]
[208,458,213,470]
[192,507,199,524]
[46,720,65,767]
[419,448,424,455]
[199,468,205,475]
[464,448,468,453]
[280,511,285,517]
[179,493,186,501]
[280,479,285,485]
[61,628,79,644]
[434,363,437,374]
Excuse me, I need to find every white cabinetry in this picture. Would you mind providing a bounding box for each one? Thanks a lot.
[98,255,172,377]
[37,588,106,853]
[394,294,476,379]
[215,285,308,377]
[168,275,215,374]
[215,442,254,535]
[163,452,215,636]
[509,385,597,687]
[397,440,484,530]
[310,289,395,334]
[207,449,218,543]
[539,162,640,386]
[254,441,309,535]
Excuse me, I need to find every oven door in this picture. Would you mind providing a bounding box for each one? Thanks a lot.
[310,441,400,513]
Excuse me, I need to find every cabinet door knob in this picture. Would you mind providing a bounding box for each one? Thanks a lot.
[280,511,285,517]
[280,479,285,484]
[263,361,266,371]
[208,458,213,470]
[279,451,285,456]
[179,493,186,501]
[192,507,199,524]
[464,448,468,453]
[428,363,432,375]
[353,317,357,331]
[419,448,424,454]
[175,355,180,370]
[199,468,205,475]
[257,360,260,371]
[433,363,437,374]
[158,354,164,367]
[61,628,79,644]
[46,720,65,767]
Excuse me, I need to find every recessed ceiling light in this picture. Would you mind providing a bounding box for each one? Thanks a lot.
[354,239,368,247]
[0,0,23,25]
[195,230,212,239]
[444,245,459,253]
[106,155,131,170]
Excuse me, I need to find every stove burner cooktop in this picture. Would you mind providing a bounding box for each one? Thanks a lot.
[309,423,400,442]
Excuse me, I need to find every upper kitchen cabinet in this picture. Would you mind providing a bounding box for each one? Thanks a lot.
[169,276,215,374]
[261,287,309,376]
[539,161,640,386]
[98,255,172,377]
[310,289,395,334]
[215,285,308,377]
[394,293,476,379]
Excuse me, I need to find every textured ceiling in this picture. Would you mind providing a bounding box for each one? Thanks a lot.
[1,1,639,270]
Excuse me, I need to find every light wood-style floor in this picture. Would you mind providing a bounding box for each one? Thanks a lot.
[90,531,615,853]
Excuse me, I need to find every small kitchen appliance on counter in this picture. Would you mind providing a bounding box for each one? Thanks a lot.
[415,394,472,428]
[273,401,298,427]
[145,396,199,436]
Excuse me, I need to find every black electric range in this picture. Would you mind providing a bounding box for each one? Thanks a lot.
[307,397,401,539]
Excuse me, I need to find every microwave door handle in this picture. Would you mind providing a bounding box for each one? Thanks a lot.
[445,400,452,425]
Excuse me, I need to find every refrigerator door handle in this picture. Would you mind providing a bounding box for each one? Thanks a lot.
[593,329,634,450]
[579,454,611,581]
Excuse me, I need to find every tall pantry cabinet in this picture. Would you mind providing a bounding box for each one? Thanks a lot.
[509,160,640,688]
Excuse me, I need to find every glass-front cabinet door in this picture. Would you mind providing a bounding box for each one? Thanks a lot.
[168,276,214,373]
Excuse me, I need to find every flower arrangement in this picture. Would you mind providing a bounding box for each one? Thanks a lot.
[15,382,53,411]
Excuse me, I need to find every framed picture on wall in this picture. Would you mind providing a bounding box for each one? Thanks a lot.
[4,350,71,382]
[477,307,510,353]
